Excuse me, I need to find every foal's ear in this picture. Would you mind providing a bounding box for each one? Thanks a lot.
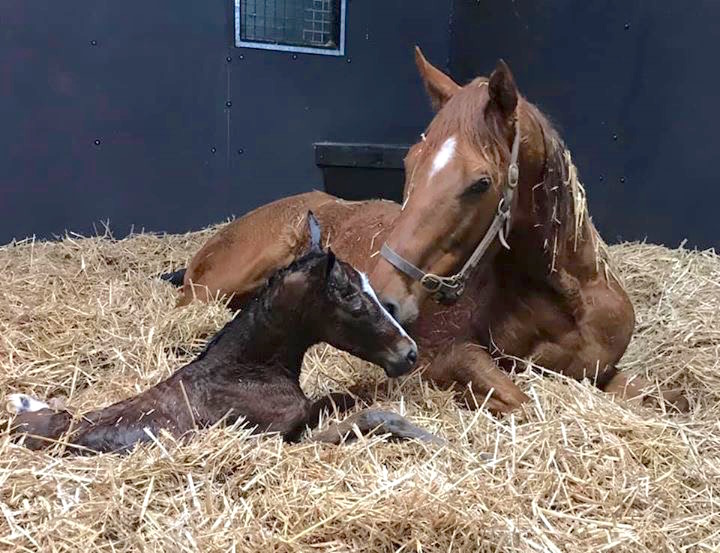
[324,248,336,280]
[324,248,350,289]
[487,59,518,121]
[307,211,323,253]
[415,46,461,112]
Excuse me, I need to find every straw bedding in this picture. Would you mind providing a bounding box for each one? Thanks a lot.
[1,226,719,552]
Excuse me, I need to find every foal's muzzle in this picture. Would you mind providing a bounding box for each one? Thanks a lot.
[382,341,418,378]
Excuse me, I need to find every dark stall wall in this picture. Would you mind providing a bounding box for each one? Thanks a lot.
[449,0,720,249]
[0,1,451,244]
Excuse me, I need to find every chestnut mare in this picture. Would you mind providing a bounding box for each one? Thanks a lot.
[8,214,440,454]
[171,48,686,413]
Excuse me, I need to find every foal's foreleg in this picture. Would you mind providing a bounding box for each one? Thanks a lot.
[278,392,357,443]
[301,392,443,445]
[309,409,445,445]
[306,392,357,423]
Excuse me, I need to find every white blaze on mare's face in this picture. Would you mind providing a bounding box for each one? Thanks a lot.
[358,271,416,345]
[429,136,457,180]
[7,393,49,413]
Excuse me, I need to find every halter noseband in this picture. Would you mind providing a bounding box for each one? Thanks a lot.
[380,122,521,303]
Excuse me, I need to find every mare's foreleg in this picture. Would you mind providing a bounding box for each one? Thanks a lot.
[600,370,689,412]
[425,342,529,414]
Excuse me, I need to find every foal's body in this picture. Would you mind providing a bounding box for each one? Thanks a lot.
[10,217,436,453]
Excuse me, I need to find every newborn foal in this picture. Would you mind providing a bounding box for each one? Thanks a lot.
[9,214,439,454]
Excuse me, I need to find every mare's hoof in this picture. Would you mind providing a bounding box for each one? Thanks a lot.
[660,390,689,413]
[633,388,689,413]
[458,387,527,414]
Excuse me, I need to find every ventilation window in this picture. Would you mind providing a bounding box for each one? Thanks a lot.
[235,0,346,56]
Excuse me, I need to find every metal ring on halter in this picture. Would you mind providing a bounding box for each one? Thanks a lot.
[420,273,460,293]
[419,274,442,292]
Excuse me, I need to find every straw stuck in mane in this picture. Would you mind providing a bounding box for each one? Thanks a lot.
[523,102,619,282]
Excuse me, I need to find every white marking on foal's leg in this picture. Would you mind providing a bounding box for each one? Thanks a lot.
[429,136,456,179]
[7,393,50,414]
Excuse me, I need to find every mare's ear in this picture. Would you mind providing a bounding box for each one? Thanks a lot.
[487,59,518,122]
[415,46,461,112]
[307,211,323,253]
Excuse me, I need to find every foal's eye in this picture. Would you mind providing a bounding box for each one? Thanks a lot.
[344,292,363,314]
[464,176,492,196]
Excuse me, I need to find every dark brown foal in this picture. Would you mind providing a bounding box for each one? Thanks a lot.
[8,213,441,454]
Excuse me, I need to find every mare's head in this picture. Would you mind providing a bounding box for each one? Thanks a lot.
[370,48,548,323]
[274,212,418,377]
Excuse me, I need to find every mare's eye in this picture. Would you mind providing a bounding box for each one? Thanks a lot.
[465,176,492,196]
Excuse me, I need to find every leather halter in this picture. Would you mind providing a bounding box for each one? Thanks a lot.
[380,122,521,303]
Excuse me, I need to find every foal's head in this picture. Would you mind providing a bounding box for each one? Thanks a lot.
[370,48,547,323]
[274,212,418,377]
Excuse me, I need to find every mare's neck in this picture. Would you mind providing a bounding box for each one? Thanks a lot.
[501,111,599,284]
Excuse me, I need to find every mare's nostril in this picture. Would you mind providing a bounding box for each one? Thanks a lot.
[406,348,417,365]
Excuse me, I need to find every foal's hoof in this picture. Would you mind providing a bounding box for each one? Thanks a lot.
[6,394,50,414]
[358,409,446,446]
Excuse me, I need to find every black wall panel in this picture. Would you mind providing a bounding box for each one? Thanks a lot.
[450,0,719,249]
[4,1,717,249]
[0,1,451,242]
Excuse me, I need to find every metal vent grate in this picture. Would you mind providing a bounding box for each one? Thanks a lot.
[235,0,345,56]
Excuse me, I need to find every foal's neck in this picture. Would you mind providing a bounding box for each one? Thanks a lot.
[201,286,316,378]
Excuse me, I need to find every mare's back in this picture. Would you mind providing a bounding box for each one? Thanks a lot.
[180,192,400,305]
[181,192,334,303]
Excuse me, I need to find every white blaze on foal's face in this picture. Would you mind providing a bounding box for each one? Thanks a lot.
[429,136,457,180]
[358,271,416,347]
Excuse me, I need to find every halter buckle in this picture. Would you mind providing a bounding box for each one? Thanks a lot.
[420,274,465,303]
[508,163,519,188]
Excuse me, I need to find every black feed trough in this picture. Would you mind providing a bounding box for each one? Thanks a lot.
[314,142,408,203]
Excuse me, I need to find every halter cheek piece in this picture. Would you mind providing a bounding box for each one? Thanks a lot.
[380,122,521,303]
